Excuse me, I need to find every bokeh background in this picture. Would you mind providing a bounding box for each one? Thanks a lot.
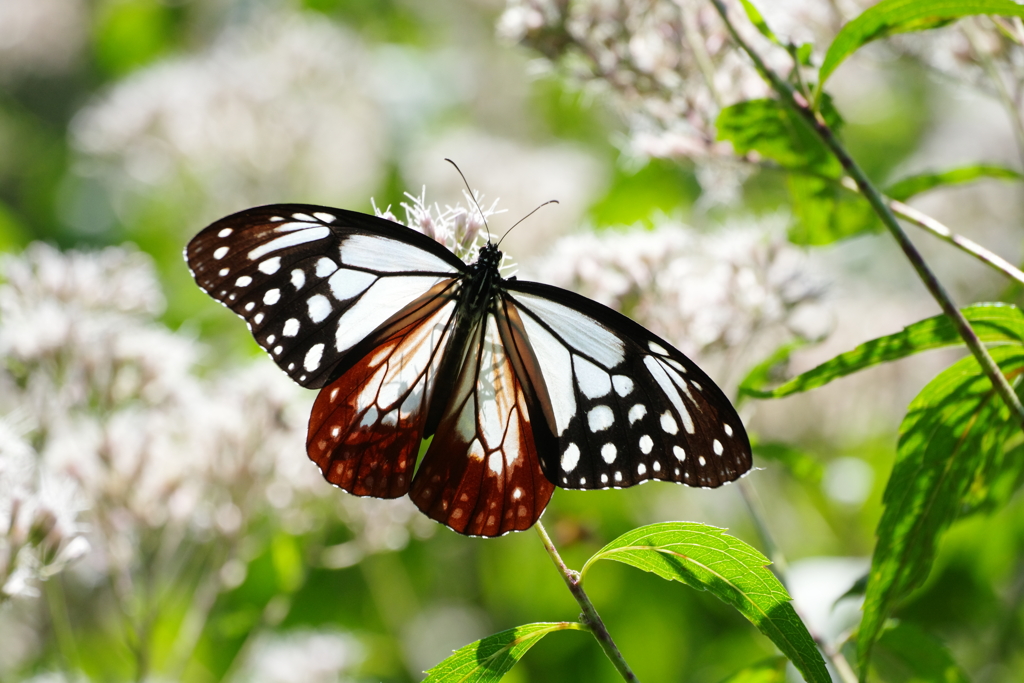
[1,0,1023,681]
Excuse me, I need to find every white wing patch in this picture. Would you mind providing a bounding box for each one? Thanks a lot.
[339,234,459,274]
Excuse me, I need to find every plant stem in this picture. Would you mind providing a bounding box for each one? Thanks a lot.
[710,0,1024,428]
[535,520,640,683]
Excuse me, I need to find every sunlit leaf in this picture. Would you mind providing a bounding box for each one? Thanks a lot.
[871,622,970,683]
[738,0,782,45]
[819,0,1024,88]
[744,303,1024,398]
[858,346,1024,675]
[583,522,830,683]
[885,164,1023,201]
[422,622,585,683]
[720,656,789,683]
[716,98,877,244]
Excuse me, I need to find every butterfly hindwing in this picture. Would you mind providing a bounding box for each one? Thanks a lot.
[185,204,464,388]
[308,293,460,498]
[506,281,751,491]
[410,306,555,536]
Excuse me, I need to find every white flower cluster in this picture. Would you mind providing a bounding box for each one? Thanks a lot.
[498,0,780,161]
[0,417,88,602]
[0,242,429,619]
[375,188,511,269]
[525,215,827,382]
[71,11,386,221]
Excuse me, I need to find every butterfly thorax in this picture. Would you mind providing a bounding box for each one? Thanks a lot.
[459,242,504,317]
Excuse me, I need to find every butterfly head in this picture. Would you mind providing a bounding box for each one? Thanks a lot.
[474,241,503,273]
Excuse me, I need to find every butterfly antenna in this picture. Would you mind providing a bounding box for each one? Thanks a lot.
[497,199,559,248]
[444,158,492,243]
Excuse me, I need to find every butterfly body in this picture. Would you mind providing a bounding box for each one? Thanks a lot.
[186,204,752,536]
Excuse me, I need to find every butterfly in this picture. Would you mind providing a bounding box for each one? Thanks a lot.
[185,203,752,536]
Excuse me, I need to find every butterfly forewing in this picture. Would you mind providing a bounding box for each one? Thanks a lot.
[506,281,751,491]
[185,204,464,388]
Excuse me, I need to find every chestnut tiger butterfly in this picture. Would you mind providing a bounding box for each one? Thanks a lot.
[185,203,752,536]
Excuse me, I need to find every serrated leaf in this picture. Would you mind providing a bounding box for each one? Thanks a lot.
[720,656,789,683]
[858,346,1024,675]
[423,622,585,683]
[871,622,970,683]
[819,0,1024,89]
[885,163,1023,201]
[583,522,830,683]
[744,303,1024,399]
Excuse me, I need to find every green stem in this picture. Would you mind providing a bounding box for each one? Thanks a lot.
[710,0,1024,429]
[535,520,640,683]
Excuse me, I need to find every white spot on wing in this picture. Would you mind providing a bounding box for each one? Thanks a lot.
[307,294,332,323]
[601,443,617,464]
[315,257,338,277]
[235,275,252,287]
[674,446,686,461]
[313,212,336,223]
[660,411,678,435]
[328,268,376,301]
[248,227,330,260]
[644,356,694,434]
[263,288,281,305]
[649,341,668,355]
[628,404,647,424]
[488,451,503,475]
[561,443,581,472]
[575,356,611,398]
[639,435,653,454]
[258,257,282,274]
[612,375,634,397]
[291,269,305,289]
[587,405,614,432]
[637,463,647,476]
[213,246,229,260]
[283,318,300,336]
[218,227,233,237]
[713,439,724,455]
[724,423,733,437]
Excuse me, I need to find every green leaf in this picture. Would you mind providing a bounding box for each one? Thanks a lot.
[744,303,1024,399]
[720,657,789,683]
[738,339,808,404]
[871,622,970,683]
[423,622,586,683]
[819,0,1024,89]
[584,522,830,683]
[885,163,1023,201]
[787,173,880,244]
[858,345,1024,675]
[717,99,841,176]
[738,0,782,45]
[716,98,877,244]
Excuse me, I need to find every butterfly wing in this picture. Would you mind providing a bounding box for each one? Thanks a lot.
[410,302,555,536]
[185,204,465,388]
[504,280,752,490]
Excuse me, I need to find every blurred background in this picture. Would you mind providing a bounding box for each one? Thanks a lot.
[0,0,1023,681]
